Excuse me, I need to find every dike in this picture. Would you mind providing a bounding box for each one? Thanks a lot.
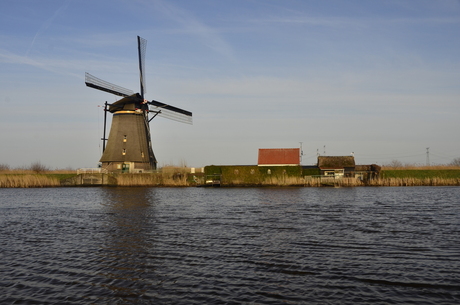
[1,168,460,187]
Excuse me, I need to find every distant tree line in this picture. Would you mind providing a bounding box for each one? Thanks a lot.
[0,161,51,173]
[384,158,460,168]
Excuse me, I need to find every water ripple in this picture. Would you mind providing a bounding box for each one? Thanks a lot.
[1,187,460,304]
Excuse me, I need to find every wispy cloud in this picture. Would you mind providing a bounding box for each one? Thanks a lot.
[26,0,72,57]
[144,0,236,61]
[249,14,460,29]
[1,48,85,79]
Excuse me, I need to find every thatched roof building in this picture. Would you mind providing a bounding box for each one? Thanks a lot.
[317,156,355,169]
[316,156,355,177]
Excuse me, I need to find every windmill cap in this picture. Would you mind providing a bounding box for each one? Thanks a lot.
[108,93,144,113]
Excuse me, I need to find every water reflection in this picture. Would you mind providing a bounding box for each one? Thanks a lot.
[97,187,157,301]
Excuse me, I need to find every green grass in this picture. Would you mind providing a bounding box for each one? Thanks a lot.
[44,173,79,180]
[3,168,460,188]
[382,169,460,179]
[204,165,305,186]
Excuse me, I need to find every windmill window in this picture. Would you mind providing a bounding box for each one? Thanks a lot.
[122,149,126,155]
[123,135,127,142]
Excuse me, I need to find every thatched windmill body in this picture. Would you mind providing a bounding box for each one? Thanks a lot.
[85,36,192,173]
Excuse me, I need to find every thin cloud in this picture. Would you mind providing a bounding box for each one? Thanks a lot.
[1,48,81,79]
[26,0,72,57]
[146,0,236,61]
[249,15,460,28]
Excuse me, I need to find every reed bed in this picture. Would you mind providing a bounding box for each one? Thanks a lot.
[382,165,460,170]
[115,173,188,186]
[302,177,365,187]
[261,176,308,186]
[0,175,61,188]
[301,177,460,187]
[368,177,460,187]
[2,171,460,188]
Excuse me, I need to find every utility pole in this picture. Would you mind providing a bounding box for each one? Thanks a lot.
[299,142,303,164]
[426,147,430,166]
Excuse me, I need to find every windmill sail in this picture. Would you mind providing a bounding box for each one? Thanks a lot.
[148,100,193,124]
[85,72,134,97]
[137,36,147,98]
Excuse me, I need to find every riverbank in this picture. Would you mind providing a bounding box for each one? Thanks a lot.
[1,168,460,187]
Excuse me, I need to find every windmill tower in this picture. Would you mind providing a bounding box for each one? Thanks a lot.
[85,36,192,173]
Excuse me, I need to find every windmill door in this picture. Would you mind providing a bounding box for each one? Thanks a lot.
[122,163,130,173]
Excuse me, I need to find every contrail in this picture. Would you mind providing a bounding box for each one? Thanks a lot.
[26,0,72,57]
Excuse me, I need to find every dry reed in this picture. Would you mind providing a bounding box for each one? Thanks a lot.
[261,176,306,186]
[368,177,460,187]
[382,165,460,170]
[0,175,61,188]
[115,173,188,186]
[0,169,76,175]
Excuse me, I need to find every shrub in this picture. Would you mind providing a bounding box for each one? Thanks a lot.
[385,160,403,169]
[0,164,10,171]
[450,157,460,167]
[29,161,50,174]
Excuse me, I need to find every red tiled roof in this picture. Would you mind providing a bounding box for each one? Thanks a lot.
[258,148,300,165]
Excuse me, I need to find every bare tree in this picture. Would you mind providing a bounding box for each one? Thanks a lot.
[29,161,50,173]
[450,157,460,167]
[385,160,404,169]
[0,163,10,171]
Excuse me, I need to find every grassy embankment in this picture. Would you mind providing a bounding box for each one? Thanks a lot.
[2,164,460,187]
[204,165,460,187]
[115,167,194,186]
[0,172,79,187]
[0,162,78,187]
[378,167,460,186]
[0,166,196,187]
[0,174,76,188]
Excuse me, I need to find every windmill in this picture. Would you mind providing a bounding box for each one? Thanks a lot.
[85,36,192,173]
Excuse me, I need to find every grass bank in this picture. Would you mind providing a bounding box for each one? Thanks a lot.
[116,173,189,186]
[2,166,460,187]
[381,169,460,179]
[203,166,460,187]
[0,174,62,188]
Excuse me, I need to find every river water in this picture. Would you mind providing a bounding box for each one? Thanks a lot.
[1,186,459,304]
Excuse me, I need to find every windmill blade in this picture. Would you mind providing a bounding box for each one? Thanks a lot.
[85,72,134,97]
[137,36,147,98]
[148,100,193,125]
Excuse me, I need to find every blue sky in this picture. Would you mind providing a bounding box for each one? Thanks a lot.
[1,0,459,168]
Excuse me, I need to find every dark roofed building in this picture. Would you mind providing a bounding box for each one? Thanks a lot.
[258,148,300,166]
[355,164,381,181]
[317,156,355,177]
